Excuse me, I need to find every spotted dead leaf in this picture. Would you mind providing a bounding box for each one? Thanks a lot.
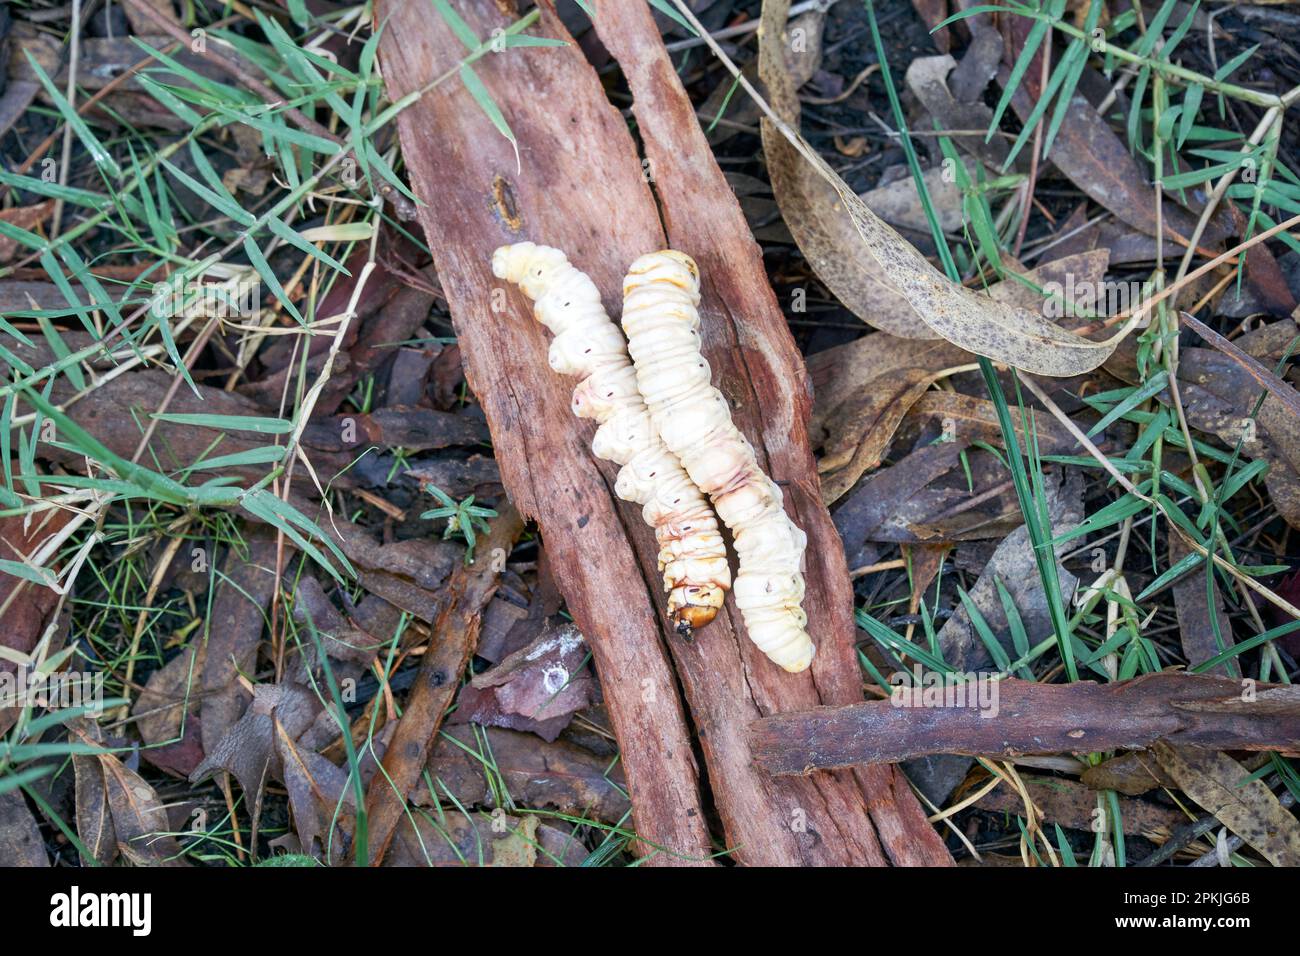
[759,0,939,340]
[1153,742,1300,866]
[757,0,1128,372]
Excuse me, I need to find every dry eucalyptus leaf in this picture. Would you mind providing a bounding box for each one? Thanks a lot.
[189,682,321,848]
[415,725,632,824]
[1168,534,1239,678]
[759,0,939,340]
[937,470,1083,673]
[274,714,353,862]
[99,754,187,866]
[1080,751,1176,796]
[974,774,1184,838]
[70,719,186,866]
[134,642,206,777]
[1153,742,1300,866]
[987,249,1112,314]
[757,0,1128,373]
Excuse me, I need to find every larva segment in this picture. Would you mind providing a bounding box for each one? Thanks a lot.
[492,242,731,632]
[621,251,815,673]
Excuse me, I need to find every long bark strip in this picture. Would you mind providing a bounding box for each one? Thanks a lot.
[751,673,1300,775]
[366,505,525,864]
[377,0,948,865]
[591,3,951,865]
[375,0,713,865]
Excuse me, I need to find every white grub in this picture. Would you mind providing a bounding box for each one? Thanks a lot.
[621,251,813,673]
[493,242,731,633]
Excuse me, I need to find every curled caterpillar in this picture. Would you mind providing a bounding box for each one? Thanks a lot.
[621,251,814,673]
[492,242,731,633]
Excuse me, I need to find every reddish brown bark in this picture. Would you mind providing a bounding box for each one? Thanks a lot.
[376,0,950,865]
[375,0,712,865]
[751,672,1300,775]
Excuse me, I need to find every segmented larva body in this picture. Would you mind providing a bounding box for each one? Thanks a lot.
[492,242,731,632]
[621,252,814,673]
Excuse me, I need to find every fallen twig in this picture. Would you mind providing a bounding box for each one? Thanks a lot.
[749,672,1300,775]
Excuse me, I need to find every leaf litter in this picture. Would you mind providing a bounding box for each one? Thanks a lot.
[0,0,1298,871]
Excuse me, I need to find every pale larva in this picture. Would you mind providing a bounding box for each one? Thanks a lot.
[621,251,814,673]
[492,242,731,633]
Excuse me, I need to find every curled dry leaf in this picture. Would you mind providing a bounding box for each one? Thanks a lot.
[809,248,1110,461]
[70,719,187,866]
[817,366,940,505]
[810,335,971,444]
[189,682,321,850]
[756,0,1128,373]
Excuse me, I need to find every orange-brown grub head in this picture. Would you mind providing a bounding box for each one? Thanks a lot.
[673,604,717,636]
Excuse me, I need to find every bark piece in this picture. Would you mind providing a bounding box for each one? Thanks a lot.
[751,672,1300,774]
[374,0,715,865]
